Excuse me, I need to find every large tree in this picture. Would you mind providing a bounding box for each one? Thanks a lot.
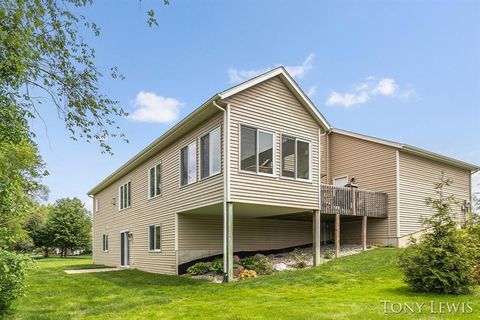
[45,198,91,256]
[1,0,168,154]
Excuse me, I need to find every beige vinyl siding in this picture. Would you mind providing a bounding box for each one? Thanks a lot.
[226,77,322,209]
[329,132,397,243]
[177,214,312,264]
[398,151,471,237]
[92,113,224,274]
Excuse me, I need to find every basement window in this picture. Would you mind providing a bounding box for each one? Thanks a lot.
[240,125,274,175]
[102,234,108,252]
[148,225,161,251]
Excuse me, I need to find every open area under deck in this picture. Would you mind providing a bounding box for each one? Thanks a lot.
[178,185,388,281]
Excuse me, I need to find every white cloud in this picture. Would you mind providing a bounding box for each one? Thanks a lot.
[227,68,269,84]
[372,78,398,96]
[129,91,183,123]
[285,53,315,79]
[306,86,317,97]
[325,91,370,108]
[325,76,416,108]
[228,53,315,84]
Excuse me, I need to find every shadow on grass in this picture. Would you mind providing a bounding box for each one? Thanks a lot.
[89,269,211,289]
[63,263,112,270]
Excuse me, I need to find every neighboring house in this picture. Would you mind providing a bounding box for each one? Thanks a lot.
[87,67,478,281]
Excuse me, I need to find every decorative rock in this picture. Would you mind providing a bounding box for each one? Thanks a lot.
[233,255,241,263]
[204,261,212,267]
[273,262,288,271]
[254,253,266,260]
[233,266,244,277]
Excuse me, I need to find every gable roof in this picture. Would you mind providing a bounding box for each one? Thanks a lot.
[88,67,330,195]
[219,66,331,130]
[332,128,480,172]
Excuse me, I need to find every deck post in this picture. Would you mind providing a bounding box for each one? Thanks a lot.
[313,210,321,266]
[335,213,340,258]
[223,202,234,282]
[362,216,367,251]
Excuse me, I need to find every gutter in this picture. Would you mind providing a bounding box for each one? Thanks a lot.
[212,99,230,279]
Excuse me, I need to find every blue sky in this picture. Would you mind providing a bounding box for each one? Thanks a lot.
[31,0,480,211]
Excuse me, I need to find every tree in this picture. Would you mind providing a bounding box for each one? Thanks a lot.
[45,198,91,257]
[22,204,54,256]
[0,105,47,250]
[398,173,476,294]
[1,0,169,154]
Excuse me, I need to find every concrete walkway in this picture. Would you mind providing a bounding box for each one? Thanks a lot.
[64,267,122,274]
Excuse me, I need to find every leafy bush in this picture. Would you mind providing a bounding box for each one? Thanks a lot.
[239,256,273,275]
[0,251,33,311]
[238,269,257,280]
[398,175,476,294]
[323,249,335,260]
[186,262,210,276]
[291,248,309,268]
[209,258,223,275]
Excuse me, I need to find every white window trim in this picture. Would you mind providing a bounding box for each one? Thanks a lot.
[95,198,99,213]
[148,224,162,252]
[239,123,276,177]
[118,180,132,211]
[333,175,349,187]
[102,234,108,252]
[200,126,222,180]
[280,134,312,182]
[148,162,162,199]
[179,141,197,187]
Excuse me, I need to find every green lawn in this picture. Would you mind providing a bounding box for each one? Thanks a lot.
[5,249,480,319]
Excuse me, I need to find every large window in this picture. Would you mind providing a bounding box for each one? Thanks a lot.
[281,135,311,180]
[200,127,221,179]
[149,163,161,198]
[102,234,108,252]
[148,225,161,251]
[119,181,131,210]
[180,141,197,186]
[240,125,274,175]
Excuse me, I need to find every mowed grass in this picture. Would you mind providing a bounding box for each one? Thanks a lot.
[5,249,480,319]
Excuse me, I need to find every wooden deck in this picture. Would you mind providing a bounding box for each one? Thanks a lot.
[320,184,388,218]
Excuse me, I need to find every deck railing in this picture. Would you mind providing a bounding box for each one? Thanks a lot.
[320,184,388,218]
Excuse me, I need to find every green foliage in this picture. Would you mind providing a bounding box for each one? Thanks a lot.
[45,198,91,255]
[209,258,223,275]
[187,262,210,276]
[291,248,309,268]
[0,0,128,154]
[0,251,33,311]
[323,249,335,260]
[398,173,476,294]
[0,105,47,250]
[239,256,273,275]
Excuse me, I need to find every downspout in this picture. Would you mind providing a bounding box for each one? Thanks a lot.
[88,194,95,264]
[212,100,230,280]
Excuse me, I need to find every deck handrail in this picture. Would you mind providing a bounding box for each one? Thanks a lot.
[319,184,388,218]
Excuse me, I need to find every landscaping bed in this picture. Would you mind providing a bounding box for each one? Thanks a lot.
[187,244,368,282]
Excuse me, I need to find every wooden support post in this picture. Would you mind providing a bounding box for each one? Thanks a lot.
[335,213,340,258]
[224,202,233,282]
[313,210,321,266]
[362,216,367,251]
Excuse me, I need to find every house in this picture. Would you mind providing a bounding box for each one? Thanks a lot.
[87,67,479,281]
